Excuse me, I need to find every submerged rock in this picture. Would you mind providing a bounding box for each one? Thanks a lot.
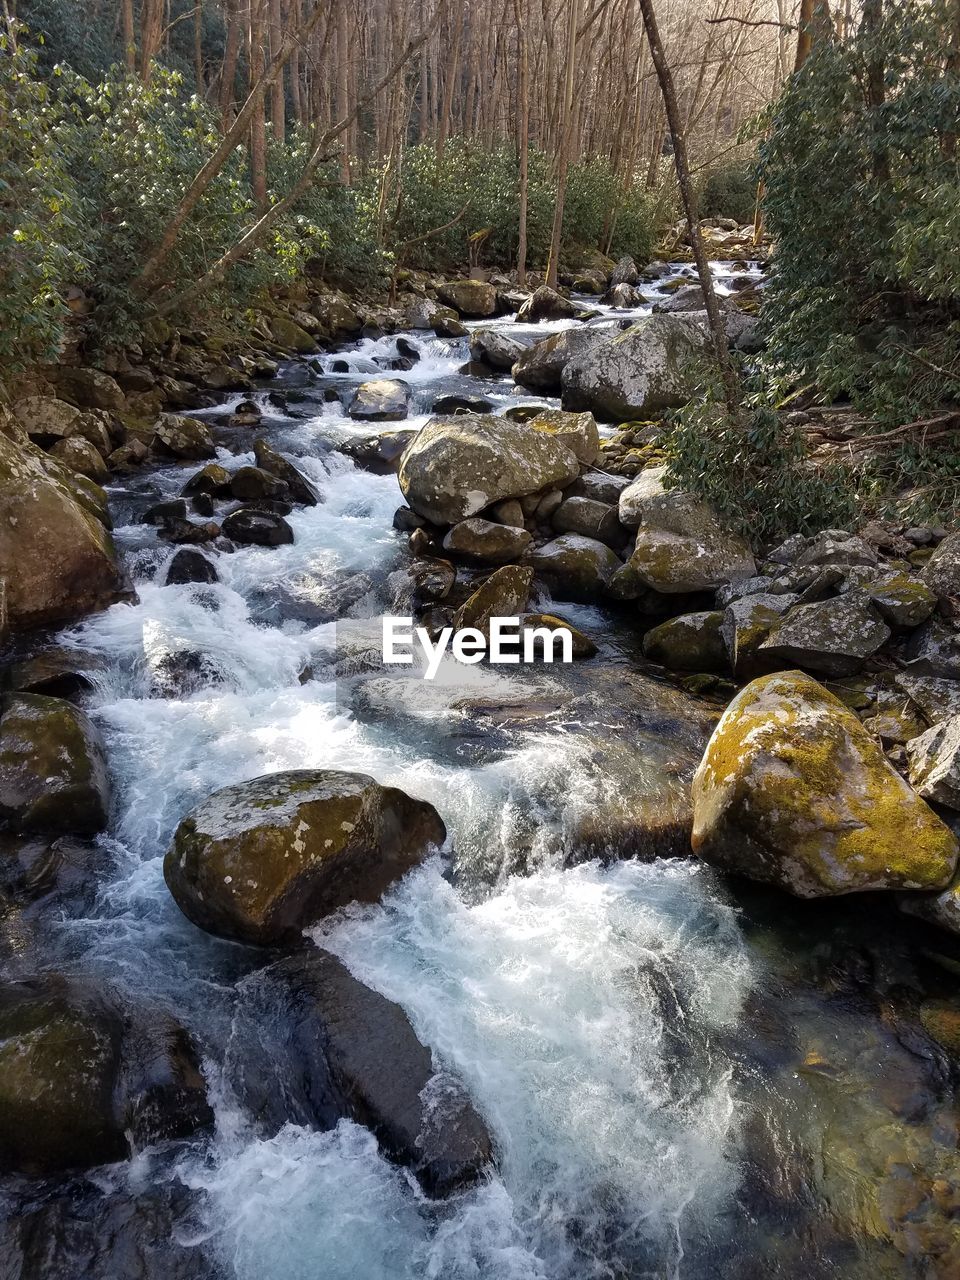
[453,565,534,633]
[253,438,320,506]
[0,693,110,836]
[692,670,958,897]
[221,507,294,547]
[164,769,446,944]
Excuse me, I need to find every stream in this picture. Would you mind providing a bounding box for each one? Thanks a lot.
[4,264,960,1280]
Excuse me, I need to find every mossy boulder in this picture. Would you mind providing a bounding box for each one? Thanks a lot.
[453,565,533,633]
[436,279,497,317]
[692,670,959,897]
[522,612,597,658]
[759,591,890,677]
[49,436,110,482]
[268,313,321,353]
[0,693,111,836]
[628,489,756,593]
[865,572,937,629]
[511,326,607,394]
[164,769,446,945]
[253,438,320,505]
[442,517,531,565]
[529,534,622,602]
[153,413,215,461]
[0,432,127,630]
[721,592,800,679]
[528,409,600,464]
[642,611,728,673]
[12,396,82,440]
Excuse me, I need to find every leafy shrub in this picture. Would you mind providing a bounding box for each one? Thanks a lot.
[565,155,662,264]
[698,159,756,225]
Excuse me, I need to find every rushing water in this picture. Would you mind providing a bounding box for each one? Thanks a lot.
[5,265,960,1280]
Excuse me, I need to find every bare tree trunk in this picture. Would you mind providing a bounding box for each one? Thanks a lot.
[545,0,581,288]
[637,0,740,422]
[794,0,815,69]
[139,0,164,80]
[121,0,136,71]
[513,0,530,284]
[336,3,351,184]
[269,0,285,140]
[248,0,269,209]
[219,0,241,124]
[194,0,203,92]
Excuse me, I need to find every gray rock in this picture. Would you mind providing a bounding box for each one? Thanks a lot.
[921,531,960,598]
[642,611,728,673]
[863,572,937,629]
[903,619,960,680]
[348,379,410,422]
[511,326,608,394]
[796,532,878,569]
[759,591,890,677]
[529,534,622,602]
[907,716,960,810]
[566,470,632,505]
[628,489,756,594]
[618,465,668,527]
[221,507,294,547]
[153,413,215,461]
[469,329,527,371]
[610,255,638,287]
[516,285,576,323]
[551,496,624,548]
[721,592,800,678]
[442,518,532,564]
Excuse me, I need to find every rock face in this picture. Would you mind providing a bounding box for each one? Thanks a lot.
[907,716,960,810]
[398,415,580,525]
[164,770,446,944]
[515,285,576,323]
[692,671,958,897]
[628,489,756,593]
[348,379,410,422]
[0,694,111,836]
[561,315,710,420]
[442,518,532,564]
[0,432,127,631]
[436,279,497,317]
[511,326,607,394]
[759,591,890,677]
[230,949,493,1195]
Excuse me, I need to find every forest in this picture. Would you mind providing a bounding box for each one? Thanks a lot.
[4,3,960,1279]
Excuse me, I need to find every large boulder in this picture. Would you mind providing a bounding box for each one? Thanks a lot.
[469,329,527,371]
[551,495,623,548]
[229,949,493,1195]
[442,518,531,564]
[12,396,82,440]
[921,531,960,598]
[221,507,293,547]
[0,433,127,630]
[398,415,580,525]
[642,611,728,673]
[759,591,890,677]
[164,770,446,945]
[453,565,534,633]
[348,379,410,422]
[528,534,621,602]
[527,408,600,464]
[561,314,711,420]
[512,326,607,394]
[627,490,756,593]
[153,413,215,461]
[515,285,577,323]
[253,438,320,505]
[48,367,125,411]
[0,693,111,836]
[49,436,110,483]
[436,279,497,318]
[692,671,958,897]
[906,716,960,810]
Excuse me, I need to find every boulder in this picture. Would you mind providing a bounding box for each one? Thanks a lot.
[652,283,707,313]
[408,557,456,603]
[642,611,727,672]
[907,716,960,810]
[398,415,580,525]
[453,565,534,633]
[610,255,639,287]
[0,693,111,836]
[759,591,890,677]
[521,613,597,659]
[229,465,288,502]
[618,464,668,527]
[158,518,220,545]
[602,283,646,308]
[436,279,497,318]
[528,534,621,602]
[796,531,878,569]
[551,496,623,548]
[153,413,215,461]
[628,490,756,593]
[5,648,103,700]
[692,670,959,896]
[163,770,446,944]
[863,572,937,629]
[566,470,632,506]
[49,436,110,482]
[561,314,711,420]
[221,507,294,547]
[903,618,960,680]
[165,549,219,586]
[431,394,494,416]
[348,379,410,422]
[254,438,320,506]
[527,408,600,464]
[442,518,531,565]
[0,433,127,630]
[339,429,415,475]
[48,367,125,411]
[511,326,608,394]
[12,396,82,439]
[921,531,960,598]
[489,498,525,527]
[515,285,577,323]
[268,313,320,353]
[469,329,527,371]
[229,949,493,1195]
[721,592,799,678]
[181,462,232,496]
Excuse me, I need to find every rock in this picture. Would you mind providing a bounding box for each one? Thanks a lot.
[900,867,960,937]
[229,465,288,502]
[253,438,320,506]
[165,549,219,586]
[796,531,878,569]
[566,470,632,505]
[642,611,728,672]
[49,435,110,482]
[436,279,497,317]
[692,670,959,896]
[5,648,102,699]
[142,499,188,525]
[863,572,937,629]
[409,557,456,603]
[618,464,668,526]
[48,367,125,411]
[339,429,416,474]
[469,329,527,371]
[921,531,960,598]
[489,498,525,528]
[903,619,960,680]
[0,433,127,631]
[721,592,799,678]
[561,315,711,420]
[652,283,707,313]
[221,507,294,547]
[453,565,534,633]
[516,285,577,323]
[13,395,82,439]
[442,518,532,565]
[268,313,320,353]
[153,413,215,461]
[163,770,446,945]
[602,283,646,308]
[628,490,756,593]
[181,462,232,496]
[398,415,580,525]
[907,717,960,810]
[528,534,622,602]
[521,613,597,658]
[759,591,890,677]
[157,518,220,545]
[229,949,493,1195]
[431,394,494,415]
[527,408,600,464]
[511,326,608,394]
[551,495,624,548]
[348,379,410,422]
[433,309,468,337]
[0,694,111,836]
[534,489,564,522]
[393,505,427,532]
[896,674,960,726]
[610,255,639,287]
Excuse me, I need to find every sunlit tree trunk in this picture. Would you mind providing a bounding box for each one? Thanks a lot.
[248,0,269,209]
[545,0,580,288]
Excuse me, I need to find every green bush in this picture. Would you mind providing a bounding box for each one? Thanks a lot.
[565,155,662,264]
[698,160,756,225]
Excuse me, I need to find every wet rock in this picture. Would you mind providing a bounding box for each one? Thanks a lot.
[469,329,527,371]
[229,465,288,502]
[759,592,890,677]
[489,498,525,527]
[436,279,497,317]
[551,495,624,549]
[907,716,960,810]
[442,518,531,565]
[561,314,711,420]
[527,408,600,464]
[226,399,262,428]
[164,770,446,945]
[409,557,456,603]
[512,325,607,394]
[628,489,756,593]
[528,534,621,602]
[165,549,219,586]
[153,413,215,461]
[398,414,580,525]
[692,670,958,896]
[642,611,728,673]
[453,565,534,633]
[0,433,127,631]
[253,438,320,506]
[921,531,960,598]
[721,592,799,678]
[516,285,577,323]
[157,518,220,545]
[0,693,110,836]
[5,649,102,699]
[431,394,494,415]
[181,462,232,496]
[393,505,427,532]
[221,507,294,547]
[339,429,416,475]
[521,612,597,658]
[143,498,188,525]
[230,949,493,1195]
[348,379,410,422]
